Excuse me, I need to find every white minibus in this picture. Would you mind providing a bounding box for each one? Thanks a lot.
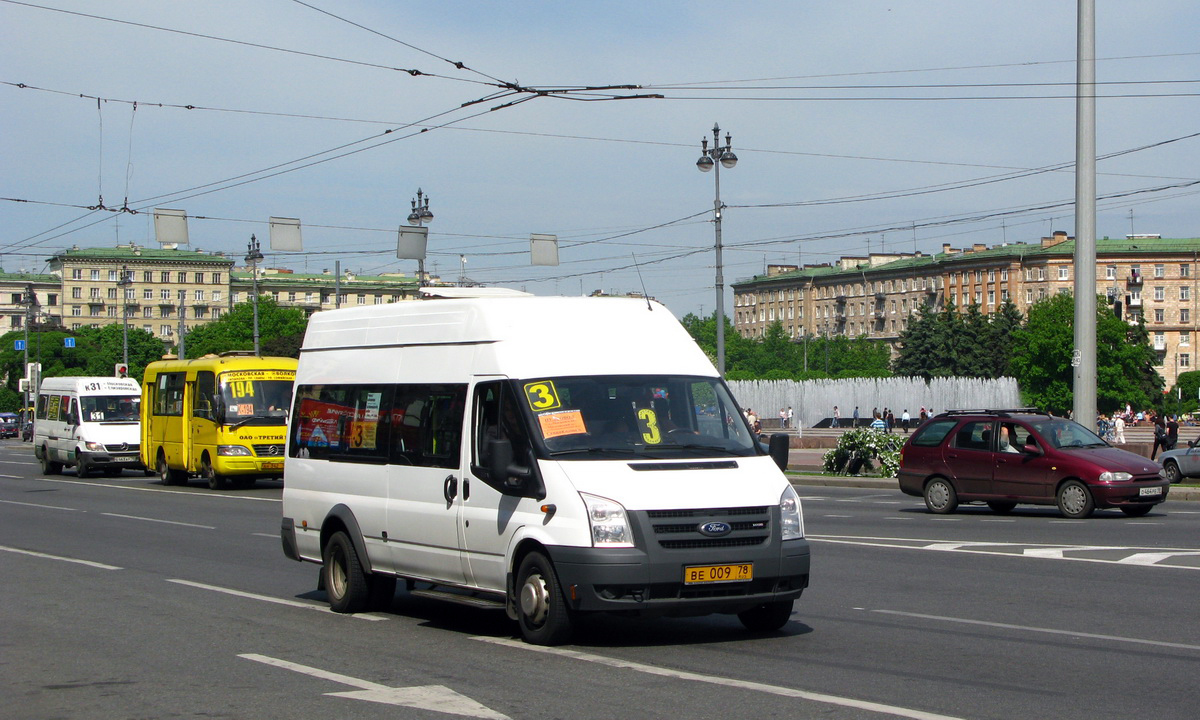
[34,376,143,477]
[280,291,809,644]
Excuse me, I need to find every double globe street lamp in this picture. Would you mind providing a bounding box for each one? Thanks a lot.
[696,123,737,376]
[408,188,434,284]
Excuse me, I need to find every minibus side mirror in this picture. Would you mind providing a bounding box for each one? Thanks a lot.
[486,435,531,493]
[768,433,790,472]
[214,401,226,425]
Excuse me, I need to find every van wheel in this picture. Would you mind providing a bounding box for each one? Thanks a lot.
[516,551,574,645]
[40,445,62,475]
[157,453,186,486]
[1057,480,1095,519]
[923,478,958,514]
[76,456,90,478]
[201,457,227,490]
[986,501,1017,514]
[322,531,369,613]
[738,600,794,632]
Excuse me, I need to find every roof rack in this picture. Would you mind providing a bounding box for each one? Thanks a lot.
[935,408,1049,418]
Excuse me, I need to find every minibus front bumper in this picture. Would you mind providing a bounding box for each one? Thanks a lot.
[547,538,810,615]
[78,448,143,470]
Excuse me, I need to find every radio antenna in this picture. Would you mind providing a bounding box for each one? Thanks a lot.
[632,253,652,310]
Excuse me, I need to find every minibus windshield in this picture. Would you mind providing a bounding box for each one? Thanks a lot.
[519,374,759,458]
[220,376,294,427]
[80,395,140,423]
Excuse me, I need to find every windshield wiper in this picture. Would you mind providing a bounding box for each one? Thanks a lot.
[546,447,641,458]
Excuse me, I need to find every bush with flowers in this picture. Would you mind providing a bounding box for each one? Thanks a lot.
[822,427,905,477]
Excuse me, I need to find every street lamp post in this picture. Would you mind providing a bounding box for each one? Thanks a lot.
[695,124,737,376]
[408,188,434,284]
[117,265,132,366]
[246,234,264,357]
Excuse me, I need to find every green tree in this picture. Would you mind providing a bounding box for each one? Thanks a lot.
[1010,292,1161,414]
[1170,370,1200,415]
[0,325,166,410]
[181,296,308,359]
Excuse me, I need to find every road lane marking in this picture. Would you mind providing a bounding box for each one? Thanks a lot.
[101,512,215,529]
[0,544,122,570]
[473,637,966,720]
[870,609,1200,652]
[1117,551,1200,565]
[240,654,509,718]
[166,579,386,621]
[29,476,280,502]
[0,499,84,512]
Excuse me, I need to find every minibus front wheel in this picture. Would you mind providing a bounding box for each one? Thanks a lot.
[200,455,227,490]
[515,551,574,646]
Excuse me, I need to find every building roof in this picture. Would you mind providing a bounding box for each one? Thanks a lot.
[0,271,59,284]
[733,237,1200,289]
[47,245,234,266]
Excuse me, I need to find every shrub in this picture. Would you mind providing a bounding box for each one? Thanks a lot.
[822,427,905,478]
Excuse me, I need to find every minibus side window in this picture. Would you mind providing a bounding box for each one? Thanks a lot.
[194,371,216,421]
[290,384,392,463]
[155,373,185,416]
[472,381,532,487]
[391,384,467,469]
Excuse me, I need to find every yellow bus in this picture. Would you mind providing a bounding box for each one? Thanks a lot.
[141,353,297,489]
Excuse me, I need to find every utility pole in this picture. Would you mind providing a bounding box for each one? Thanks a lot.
[1073,0,1097,427]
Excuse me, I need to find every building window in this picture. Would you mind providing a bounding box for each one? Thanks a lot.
[1182,331,1191,347]
[1058,266,1069,280]
[1182,309,1191,324]
[107,288,117,300]
[1000,269,1008,281]
[143,271,153,283]
[161,289,171,300]
[987,269,995,281]
[161,325,172,336]
[1182,264,1191,278]
[1001,289,1010,301]
[1182,286,1191,301]
[1155,264,1165,278]
[1182,353,1191,368]
[192,273,203,284]
[89,287,101,299]
[71,306,81,316]
[213,309,222,319]
[159,271,169,283]
[1154,286,1166,301]
[90,269,100,281]
[1038,268,1046,281]
[71,269,82,280]
[1155,308,1165,323]
[143,307,153,318]
[1106,265,1116,279]
[988,290,995,305]
[1025,289,1033,304]
[71,287,82,299]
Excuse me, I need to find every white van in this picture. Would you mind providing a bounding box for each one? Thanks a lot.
[34,376,143,477]
[280,291,809,644]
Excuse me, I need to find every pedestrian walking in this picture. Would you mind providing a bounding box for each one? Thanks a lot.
[1113,414,1126,444]
[787,406,794,429]
[901,408,911,433]
[853,406,860,427]
[779,408,787,429]
[885,408,895,433]
[832,405,840,428]
[919,406,927,423]
[1167,414,1180,450]
[1151,413,1168,460]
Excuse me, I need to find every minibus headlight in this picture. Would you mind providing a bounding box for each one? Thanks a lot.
[780,484,805,540]
[580,493,634,548]
[217,445,253,457]
[83,441,105,452]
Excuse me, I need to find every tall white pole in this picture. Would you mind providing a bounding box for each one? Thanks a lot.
[1073,0,1097,426]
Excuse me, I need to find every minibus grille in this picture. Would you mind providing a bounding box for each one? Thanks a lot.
[253,444,285,457]
[104,443,139,452]
[645,506,771,550]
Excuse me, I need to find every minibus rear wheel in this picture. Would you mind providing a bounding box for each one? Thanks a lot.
[323,531,369,613]
[157,452,187,486]
[515,551,574,646]
[39,445,62,475]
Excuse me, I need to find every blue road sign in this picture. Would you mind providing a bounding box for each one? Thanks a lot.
[14,340,24,351]
[64,338,75,348]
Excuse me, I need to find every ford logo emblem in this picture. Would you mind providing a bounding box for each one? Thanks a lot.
[698,521,732,537]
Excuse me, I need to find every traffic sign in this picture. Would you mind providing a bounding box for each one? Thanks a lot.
[64,337,75,348]
[13,340,24,351]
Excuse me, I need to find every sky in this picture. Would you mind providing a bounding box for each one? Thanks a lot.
[3,0,1198,319]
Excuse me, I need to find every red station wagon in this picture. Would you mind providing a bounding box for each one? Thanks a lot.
[898,409,1169,518]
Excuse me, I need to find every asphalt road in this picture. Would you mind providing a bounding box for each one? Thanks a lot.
[3,438,1198,720]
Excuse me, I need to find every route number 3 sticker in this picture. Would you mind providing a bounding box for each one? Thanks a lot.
[523,381,562,411]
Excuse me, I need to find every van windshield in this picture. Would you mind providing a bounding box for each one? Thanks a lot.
[80,395,140,423]
[518,375,759,458]
[219,377,294,427]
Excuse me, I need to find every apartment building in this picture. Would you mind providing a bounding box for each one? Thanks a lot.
[2,244,419,346]
[731,233,1200,387]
